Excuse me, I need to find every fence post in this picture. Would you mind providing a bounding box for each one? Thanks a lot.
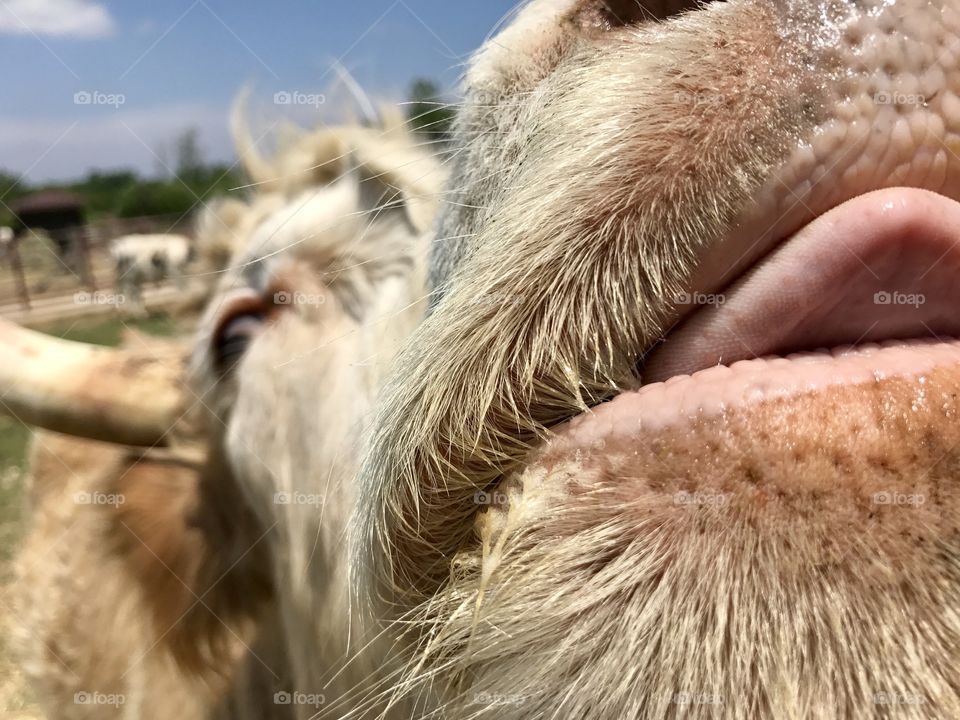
[8,238,30,311]
[76,229,97,291]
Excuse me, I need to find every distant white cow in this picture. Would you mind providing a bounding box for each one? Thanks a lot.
[0,227,13,262]
[110,233,192,313]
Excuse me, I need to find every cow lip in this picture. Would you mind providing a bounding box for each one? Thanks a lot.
[641,187,960,383]
[552,187,960,445]
[556,338,960,448]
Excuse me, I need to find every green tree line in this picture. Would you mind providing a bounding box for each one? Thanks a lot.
[0,79,455,229]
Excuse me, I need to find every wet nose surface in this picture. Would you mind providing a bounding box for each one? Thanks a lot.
[785,0,960,197]
[667,0,960,342]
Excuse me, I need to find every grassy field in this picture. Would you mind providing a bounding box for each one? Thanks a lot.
[39,313,179,348]
[0,312,182,718]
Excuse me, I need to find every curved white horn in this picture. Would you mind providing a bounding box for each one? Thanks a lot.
[0,319,184,446]
[331,61,380,127]
[230,86,276,187]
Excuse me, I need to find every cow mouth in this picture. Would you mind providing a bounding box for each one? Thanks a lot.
[554,187,960,450]
[642,187,960,384]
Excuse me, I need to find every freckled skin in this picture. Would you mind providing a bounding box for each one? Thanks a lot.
[538,364,960,533]
[465,367,960,718]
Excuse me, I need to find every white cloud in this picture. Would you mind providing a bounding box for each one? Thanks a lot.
[0,0,116,38]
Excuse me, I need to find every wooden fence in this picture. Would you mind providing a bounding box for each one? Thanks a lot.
[0,213,195,311]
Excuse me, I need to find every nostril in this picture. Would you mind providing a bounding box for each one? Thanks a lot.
[577,0,707,29]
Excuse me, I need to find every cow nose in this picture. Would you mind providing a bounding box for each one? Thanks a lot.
[781,0,955,219]
[663,0,960,304]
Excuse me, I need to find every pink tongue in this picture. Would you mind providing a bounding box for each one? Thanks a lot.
[643,188,960,383]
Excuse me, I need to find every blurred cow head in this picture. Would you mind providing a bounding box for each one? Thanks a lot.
[186,113,444,715]
[6,107,445,719]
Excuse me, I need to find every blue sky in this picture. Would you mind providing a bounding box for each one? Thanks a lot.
[0,0,520,182]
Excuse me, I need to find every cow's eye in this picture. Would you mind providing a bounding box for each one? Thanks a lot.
[579,0,703,28]
[213,301,266,376]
